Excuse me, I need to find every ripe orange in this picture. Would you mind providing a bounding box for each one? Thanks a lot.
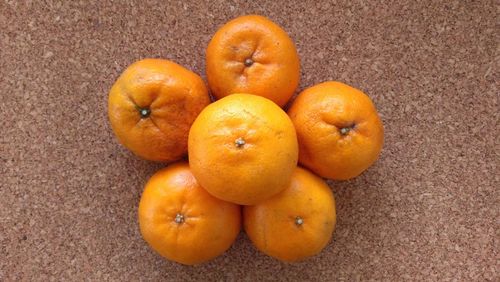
[243,167,336,262]
[138,162,241,265]
[288,81,384,180]
[206,15,300,107]
[188,94,298,205]
[108,59,210,162]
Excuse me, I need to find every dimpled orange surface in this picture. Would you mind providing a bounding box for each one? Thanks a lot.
[188,94,298,205]
[1,1,497,281]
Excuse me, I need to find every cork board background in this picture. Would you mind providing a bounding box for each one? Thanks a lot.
[1,1,498,281]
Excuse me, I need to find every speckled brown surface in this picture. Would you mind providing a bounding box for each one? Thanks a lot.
[1,1,498,281]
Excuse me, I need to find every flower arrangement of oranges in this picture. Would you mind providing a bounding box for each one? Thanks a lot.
[108,15,383,265]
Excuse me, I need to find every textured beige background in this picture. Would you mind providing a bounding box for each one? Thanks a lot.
[1,1,498,281]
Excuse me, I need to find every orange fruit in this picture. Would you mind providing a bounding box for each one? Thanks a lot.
[108,59,210,162]
[243,167,336,262]
[288,81,384,180]
[138,162,241,265]
[188,94,298,205]
[206,15,300,107]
